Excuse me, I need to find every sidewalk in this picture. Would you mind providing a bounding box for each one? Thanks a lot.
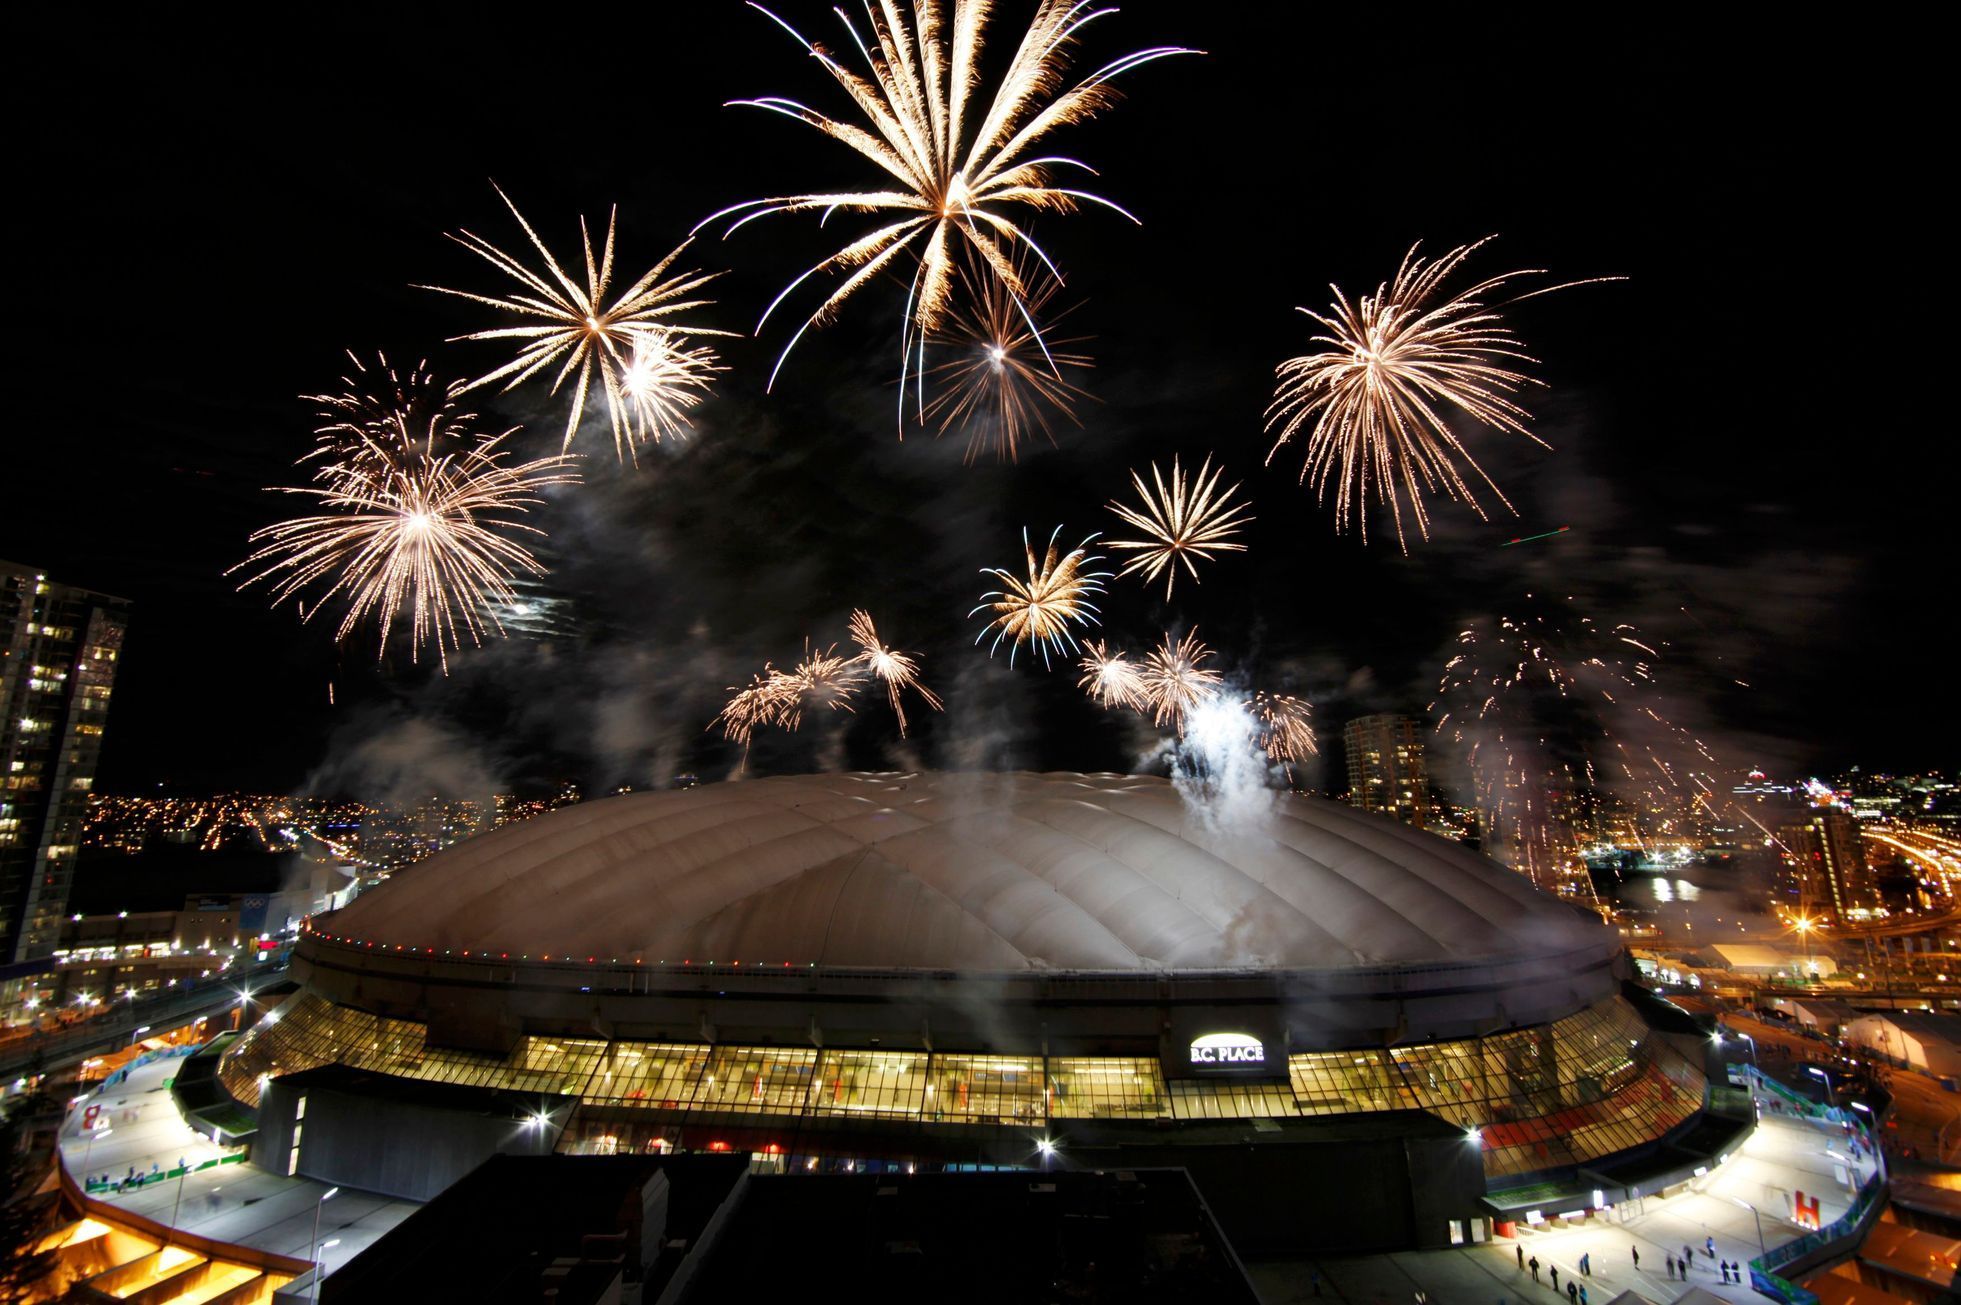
[58,1055,418,1284]
[1252,1111,1879,1304]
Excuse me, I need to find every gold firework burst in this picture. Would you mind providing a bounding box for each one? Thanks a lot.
[1251,692,1318,763]
[617,331,728,450]
[715,665,801,746]
[1105,454,1253,598]
[424,184,734,457]
[1266,237,1618,550]
[783,643,861,730]
[1139,628,1222,727]
[303,351,472,474]
[234,431,579,670]
[1076,640,1144,709]
[971,526,1111,666]
[848,609,943,737]
[706,1,1194,390]
[922,253,1093,462]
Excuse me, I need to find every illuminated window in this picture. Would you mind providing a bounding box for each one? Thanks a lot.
[809,1050,929,1119]
[929,1054,1044,1123]
[1047,1057,1169,1120]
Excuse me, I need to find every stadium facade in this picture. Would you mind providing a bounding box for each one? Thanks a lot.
[215,772,1738,1250]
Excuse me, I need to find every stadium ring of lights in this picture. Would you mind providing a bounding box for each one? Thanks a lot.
[219,772,1737,1251]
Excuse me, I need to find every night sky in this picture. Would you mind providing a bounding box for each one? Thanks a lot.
[9,7,1943,799]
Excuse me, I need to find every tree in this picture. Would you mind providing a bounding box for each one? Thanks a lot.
[0,1092,61,1299]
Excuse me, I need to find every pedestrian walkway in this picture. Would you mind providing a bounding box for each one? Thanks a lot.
[57,1054,418,1287]
[1250,1111,1880,1303]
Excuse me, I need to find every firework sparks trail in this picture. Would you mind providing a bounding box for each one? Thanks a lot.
[1265,237,1619,551]
[616,331,728,449]
[1429,597,1730,901]
[971,526,1111,667]
[1076,639,1145,709]
[848,608,943,737]
[922,252,1093,460]
[233,429,580,671]
[1105,454,1253,598]
[1250,691,1318,763]
[303,351,474,474]
[703,0,1196,395]
[782,643,862,730]
[1139,628,1222,727]
[715,664,802,746]
[423,184,735,458]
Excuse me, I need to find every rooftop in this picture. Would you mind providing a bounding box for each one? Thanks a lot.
[325,771,1607,974]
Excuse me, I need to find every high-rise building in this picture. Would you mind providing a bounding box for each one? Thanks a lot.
[1342,714,1434,830]
[1,561,130,966]
[1775,805,1876,923]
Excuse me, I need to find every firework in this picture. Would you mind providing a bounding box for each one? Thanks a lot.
[1250,692,1318,763]
[783,643,861,729]
[1266,238,1616,550]
[1076,639,1145,709]
[1430,597,1724,897]
[971,527,1111,666]
[1105,454,1253,598]
[1139,628,1222,727]
[617,331,728,450]
[304,351,473,474]
[704,1,1195,391]
[922,253,1093,461]
[233,432,579,669]
[424,185,734,457]
[715,664,802,746]
[848,609,943,737]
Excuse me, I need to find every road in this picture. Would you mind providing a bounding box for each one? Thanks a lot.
[0,968,286,1085]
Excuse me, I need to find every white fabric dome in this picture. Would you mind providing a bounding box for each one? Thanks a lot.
[325,771,1607,972]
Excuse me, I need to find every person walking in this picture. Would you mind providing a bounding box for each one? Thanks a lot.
[1579,1287,1588,1305]
[1704,1235,1715,1261]
[1630,1246,1639,1271]
[1664,1254,1674,1279]
[1517,1245,1525,1271]
[1580,1252,1590,1277]
[1565,1281,1577,1305]
[1682,1244,1694,1271]
[1530,1257,1540,1283]
[1550,1266,1559,1292]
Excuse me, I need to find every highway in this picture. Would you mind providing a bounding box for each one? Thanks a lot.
[0,968,286,1085]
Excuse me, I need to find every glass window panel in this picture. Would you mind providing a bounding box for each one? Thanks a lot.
[809,1050,929,1119]
[1047,1057,1168,1120]
[585,1043,708,1109]
[928,1054,1044,1123]
[690,1047,817,1114]
[1166,1079,1295,1120]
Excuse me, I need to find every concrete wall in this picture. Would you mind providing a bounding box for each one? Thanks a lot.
[258,1078,569,1202]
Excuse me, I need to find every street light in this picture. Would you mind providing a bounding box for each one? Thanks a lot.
[1808,1064,1838,1110]
[308,1186,339,1305]
[1794,917,1817,978]
[1731,1197,1768,1256]
[129,1025,150,1048]
[315,1239,341,1293]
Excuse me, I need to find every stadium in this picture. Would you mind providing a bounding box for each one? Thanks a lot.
[213,772,1734,1250]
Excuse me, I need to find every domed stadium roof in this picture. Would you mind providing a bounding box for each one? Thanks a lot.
[325,771,1609,973]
